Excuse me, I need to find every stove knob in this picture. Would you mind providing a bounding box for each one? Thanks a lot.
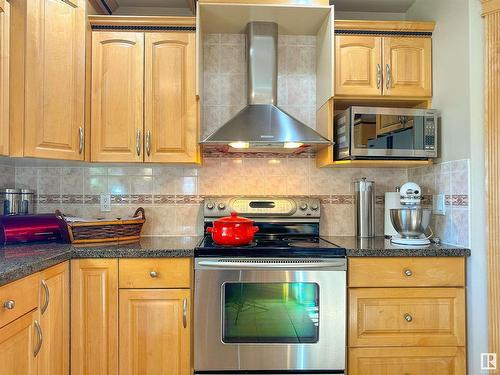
[311,204,319,211]
[218,203,226,210]
[206,202,215,210]
[299,203,308,211]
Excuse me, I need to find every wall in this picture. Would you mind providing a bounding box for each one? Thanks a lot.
[406,0,487,372]
[334,11,406,20]
[406,0,471,163]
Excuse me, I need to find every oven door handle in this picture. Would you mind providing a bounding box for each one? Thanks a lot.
[196,260,346,269]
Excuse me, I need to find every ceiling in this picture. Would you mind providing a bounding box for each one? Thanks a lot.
[112,0,417,15]
[331,0,416,13]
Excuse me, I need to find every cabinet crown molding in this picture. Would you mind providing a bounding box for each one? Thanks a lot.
[88,15,196,28]
[335,20,435,33]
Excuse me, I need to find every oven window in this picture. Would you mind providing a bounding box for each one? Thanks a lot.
[222,282,319,344]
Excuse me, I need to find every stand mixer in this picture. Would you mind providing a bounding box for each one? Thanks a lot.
[389,182,433,246]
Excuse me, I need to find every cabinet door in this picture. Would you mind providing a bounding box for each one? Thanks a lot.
[0,0,9,156]
[145,32,199,163]
[383,37,432,97]
[335,35,382,96]
[24,0,85,160]
[119,289,191,375]
[349,347,466,375]
[71,259,118,375]
[91,32,144,162]
[38,262,69,375]
[0,310,38,375]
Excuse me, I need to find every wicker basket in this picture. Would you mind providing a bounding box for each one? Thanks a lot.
[60,208,146,244]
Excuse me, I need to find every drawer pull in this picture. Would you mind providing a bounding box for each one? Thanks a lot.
[404,313,413,322]
[41,279,50,315]
[150,271,159,278]
[404,268,413,277]
[3,300,15,310]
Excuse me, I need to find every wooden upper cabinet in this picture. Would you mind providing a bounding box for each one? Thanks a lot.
[0,0,9,157]
[144,32,199,163]
[71,259,119,375]
[335,35,382,96]
[0,310,38,375]
[383,37,432,97]
[38,262,70,375]
[119,289,191,375]
[22,0,85,160]
[91,32,144,162]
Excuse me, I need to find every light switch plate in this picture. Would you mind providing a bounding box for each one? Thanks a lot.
[433,194,446,215]
[100,194,111,212]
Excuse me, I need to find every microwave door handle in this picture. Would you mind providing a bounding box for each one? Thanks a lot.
[197,260,346,269]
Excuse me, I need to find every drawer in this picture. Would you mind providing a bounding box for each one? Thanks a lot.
[349,288,465,347]
[348,347,466,375]
[0,273,39,328]
[119,258,191,289]
[348,257,465,287]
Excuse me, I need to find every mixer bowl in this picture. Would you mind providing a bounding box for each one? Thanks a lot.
[390,208,432,239]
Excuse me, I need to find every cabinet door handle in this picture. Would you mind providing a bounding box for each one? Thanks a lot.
[386,64,391,90]
[34,320,43,357]
[146,130,151,157]
[376,63,381,89]
[136,129,141,156]
[182,297,188,328]
[150,270,158,278]
[78,127,84,154]
[41,279,50,314]
[3,300,15,310]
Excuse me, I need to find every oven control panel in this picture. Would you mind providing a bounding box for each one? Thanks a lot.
[204,197,321,218]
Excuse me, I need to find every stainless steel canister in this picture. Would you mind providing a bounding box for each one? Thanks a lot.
[0,188,22,215]
[20,189,36,214]
[354,178,375,238]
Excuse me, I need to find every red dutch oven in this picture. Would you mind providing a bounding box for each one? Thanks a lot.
[207,211,259,246]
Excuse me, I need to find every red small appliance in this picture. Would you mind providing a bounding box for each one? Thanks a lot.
[206,211,259,246]
[0,214,70,245]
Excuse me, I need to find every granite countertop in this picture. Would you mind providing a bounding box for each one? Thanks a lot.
[0,235,470,287]
[323,236,471,257]
[0,236,201,286]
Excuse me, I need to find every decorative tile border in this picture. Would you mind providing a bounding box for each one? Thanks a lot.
[34,193,471,207]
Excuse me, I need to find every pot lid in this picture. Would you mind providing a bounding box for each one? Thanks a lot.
[215,212,254,224]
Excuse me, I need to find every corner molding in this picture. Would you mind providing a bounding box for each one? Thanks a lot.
[482,0,500,16]
[88,0,119,15]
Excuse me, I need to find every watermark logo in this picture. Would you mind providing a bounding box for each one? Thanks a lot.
[481,353,497,370]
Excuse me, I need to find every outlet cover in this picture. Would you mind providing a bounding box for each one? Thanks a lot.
[433,194,446,215]
[100,194,111,212]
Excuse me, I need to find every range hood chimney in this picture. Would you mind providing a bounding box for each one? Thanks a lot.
[200,22,331,153]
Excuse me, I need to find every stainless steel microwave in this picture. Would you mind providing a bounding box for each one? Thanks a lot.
[334,106,439,160]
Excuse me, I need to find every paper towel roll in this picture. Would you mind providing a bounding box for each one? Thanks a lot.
[384,191,402,237]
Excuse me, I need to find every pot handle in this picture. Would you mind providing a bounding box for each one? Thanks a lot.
[250,226,259,234]
[206,227,213,233]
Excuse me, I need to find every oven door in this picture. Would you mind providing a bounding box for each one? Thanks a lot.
[194,258,346,372]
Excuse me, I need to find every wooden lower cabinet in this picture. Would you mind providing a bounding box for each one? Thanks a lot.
[0,310,38,375]
[349,347,466,375]
[119,289,191,375]
[71,259,119,375]
[38,262,70,375]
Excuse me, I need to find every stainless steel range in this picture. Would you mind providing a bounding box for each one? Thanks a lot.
[194,197,347,375]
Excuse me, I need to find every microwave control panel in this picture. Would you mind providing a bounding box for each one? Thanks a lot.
[424,117,436,151]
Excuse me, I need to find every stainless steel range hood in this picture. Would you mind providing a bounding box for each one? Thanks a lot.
[200,22,331,153]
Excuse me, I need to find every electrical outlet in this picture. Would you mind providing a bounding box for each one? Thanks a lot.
[433,194,446,215]
[100,194,111,212]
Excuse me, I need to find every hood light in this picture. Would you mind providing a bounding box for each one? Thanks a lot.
[228,142,250,149]
[283,142,304,149]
